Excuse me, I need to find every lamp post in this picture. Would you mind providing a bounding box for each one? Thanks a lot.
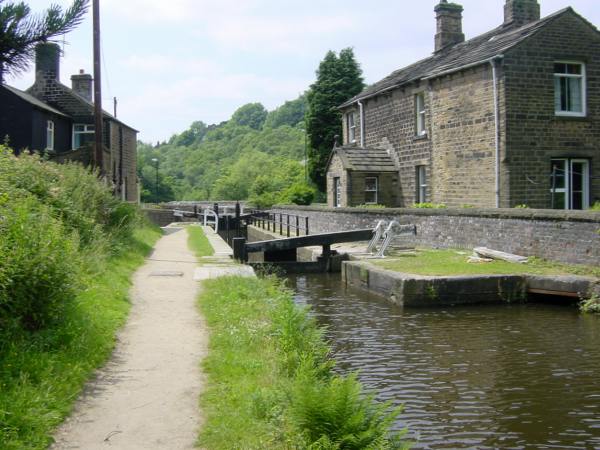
[151,158,159,204]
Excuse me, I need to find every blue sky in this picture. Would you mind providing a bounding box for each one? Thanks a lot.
[8,0,599,143]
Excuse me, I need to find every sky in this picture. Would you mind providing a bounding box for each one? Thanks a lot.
[7,0,600,143]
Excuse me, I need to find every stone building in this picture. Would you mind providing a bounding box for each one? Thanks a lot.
[328,0,600,210]
[0,43,138,202]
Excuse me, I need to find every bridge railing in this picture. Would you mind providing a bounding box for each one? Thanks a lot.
[248,212,309,237]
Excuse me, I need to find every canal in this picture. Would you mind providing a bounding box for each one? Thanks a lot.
[288,273,600,450]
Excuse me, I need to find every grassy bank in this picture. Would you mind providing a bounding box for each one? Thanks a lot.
[197,274,409,449]
[375,249,600,278]
[0,148,161,448]
[0,226,160,449]
[188,225,215,258]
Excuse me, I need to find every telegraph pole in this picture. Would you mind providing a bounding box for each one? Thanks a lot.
[93,0,104,175]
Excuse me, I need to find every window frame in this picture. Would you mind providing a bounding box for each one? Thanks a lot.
[550,158,590,210]
[554,61,586,117]
[364,176,378,205]
[46,120,55,151]
[347,112,357,144]
[416,165,428,203]
[415,92,427,137]
[72,124,95,150]
[334,177,342,208]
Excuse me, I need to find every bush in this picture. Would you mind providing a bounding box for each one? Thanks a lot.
[283,182,316,206]
[412,202,446,209]
[591,201,600,211]
[580,295,600,314]
[0,193,81,331]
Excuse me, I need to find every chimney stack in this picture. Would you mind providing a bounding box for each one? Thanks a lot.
[71,69,93,102]
[434,1,465,52]
[504,0,540,27]
[35,42,61,82]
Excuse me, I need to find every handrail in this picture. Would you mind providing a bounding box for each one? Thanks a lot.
[249,212,309,237]
[367,220,387,253]
[203,209,219,233]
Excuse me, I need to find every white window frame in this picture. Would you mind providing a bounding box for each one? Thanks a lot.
[416,165,428,203]
[554,61,586,117]
[334,177,342,208]
[72,124,95,149]
[550,158,590,210]
[365,176,378,205]
[347,112,357,144]
[46,120,55,151]
[415,92,426,136]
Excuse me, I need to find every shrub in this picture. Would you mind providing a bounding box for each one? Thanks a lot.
[283,182,316,206]
[514,204,530,209]
[412,202,446,209]
[0,193,82,331]
[580,295,600,314]
[591,201,600,211]
[355,204,386,209]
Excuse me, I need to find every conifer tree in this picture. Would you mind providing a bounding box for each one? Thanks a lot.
[0,0,89,83]
[305,48,364,191]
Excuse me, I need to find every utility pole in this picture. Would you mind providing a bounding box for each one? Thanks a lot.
[93,0,104,175]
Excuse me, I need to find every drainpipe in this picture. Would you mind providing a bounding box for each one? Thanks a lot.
[358,100,365,147]
[490,56,503,209]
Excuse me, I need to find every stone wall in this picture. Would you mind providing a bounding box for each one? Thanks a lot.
[143,208,176,227]
[271,205,600,266]
[326,153,348,207]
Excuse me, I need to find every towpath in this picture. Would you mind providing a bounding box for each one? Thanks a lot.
[51,228,207,450]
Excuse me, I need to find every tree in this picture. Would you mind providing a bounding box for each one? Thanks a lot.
[305,48,364,191]
[0,0,89,82]
[231,103,267,130]
[264,94,307,129]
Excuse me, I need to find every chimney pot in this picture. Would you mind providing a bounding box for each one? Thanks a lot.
[434,1,465,52]
[504,0,540,27]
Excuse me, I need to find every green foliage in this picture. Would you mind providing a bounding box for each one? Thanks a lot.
[412,203,447,209]
[514,204,530,209]
[264,94,307,129]
[0,0,89,81]
[580,295,600,314]
[137,100,309,204]
[306,48,364,191]
[198,276,407,449]
[231,103,268,130]
[282,182,316,206]
[590,201,600,211]
[355,204,387,209]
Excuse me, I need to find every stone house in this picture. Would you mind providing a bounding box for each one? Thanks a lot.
[0,43,138,202]
[327,0,600,210]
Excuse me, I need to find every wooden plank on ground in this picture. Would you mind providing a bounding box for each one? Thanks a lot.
[474,247,528,264]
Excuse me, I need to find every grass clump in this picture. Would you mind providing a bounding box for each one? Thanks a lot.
[198,276,409,449]
[0,147,161,449]
[188,225,215,258]
[374,249,600,278]
[580,295,600,314]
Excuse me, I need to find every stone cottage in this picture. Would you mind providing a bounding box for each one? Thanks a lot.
[327,0,600,210]
[0,43,138,202]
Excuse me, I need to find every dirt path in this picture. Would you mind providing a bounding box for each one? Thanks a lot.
[51,228,207,450]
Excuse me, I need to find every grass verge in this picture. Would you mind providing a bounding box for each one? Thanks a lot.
[197,275,409,449]
[188,225,215,258]
[0,225,161,450]
[374,248,600,278]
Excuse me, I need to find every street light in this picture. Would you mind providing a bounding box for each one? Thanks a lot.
[151,158,159,204]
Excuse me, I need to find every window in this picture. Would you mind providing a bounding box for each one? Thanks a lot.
[415,92,426,136]
[334,177,342,207]
[550,158,590,210]
[416,165,427,203]
[72,124,95,149]
[365,177,378,204]
[554,62,586,116]
[347,112,357,143]
[46,120,54,151]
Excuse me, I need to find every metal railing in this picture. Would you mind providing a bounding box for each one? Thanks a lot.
[249,212,309,237]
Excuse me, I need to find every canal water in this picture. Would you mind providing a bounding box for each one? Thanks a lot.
[288,273,600,450]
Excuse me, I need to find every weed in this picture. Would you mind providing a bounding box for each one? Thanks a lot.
[412,202,447,209]
[580,294,600,314]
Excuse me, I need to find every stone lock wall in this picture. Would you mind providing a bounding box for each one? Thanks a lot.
[271,205,600,266]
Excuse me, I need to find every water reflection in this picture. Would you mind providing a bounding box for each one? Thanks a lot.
[288,274,600,450]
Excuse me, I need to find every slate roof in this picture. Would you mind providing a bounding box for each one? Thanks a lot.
[341,7,580,108]
[2,84,68,117]
[329,146,397,172]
